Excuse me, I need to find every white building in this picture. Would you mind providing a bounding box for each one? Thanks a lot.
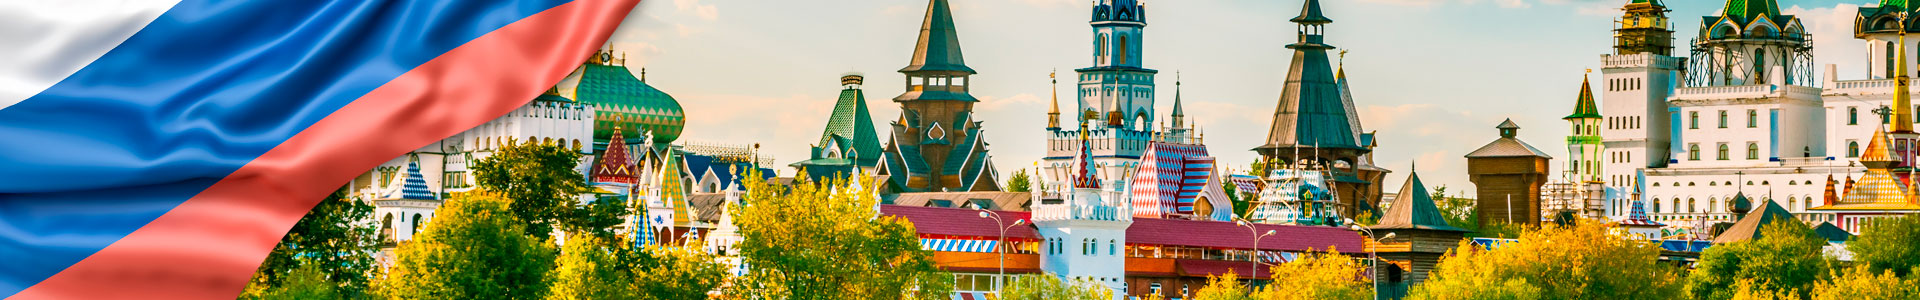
[1034,129,1132,294]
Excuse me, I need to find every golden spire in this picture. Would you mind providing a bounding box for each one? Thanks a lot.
[1896,26,1914,133]
[1336,50,1348,80]
[1048,70,1061,129]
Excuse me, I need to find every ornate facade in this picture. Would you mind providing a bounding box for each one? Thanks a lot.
[877,0,1002,193]
[1253,0,1383,220]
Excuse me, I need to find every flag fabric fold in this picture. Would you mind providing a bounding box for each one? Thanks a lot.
[0,0,642,298]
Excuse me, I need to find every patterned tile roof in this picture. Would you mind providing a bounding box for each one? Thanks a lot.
[573,62,684,144]
[816,85,881,167]
[1129,142,1229,220]
[1129,218,1364,252]
[388,160,436,200]
[1819,127,1920,211]
[1619,199,1665,227]
[592,127,639,184]
[1566,74,1601,119]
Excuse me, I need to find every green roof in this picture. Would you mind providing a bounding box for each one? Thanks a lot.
[1566,75,1600,119]
[817,87,882,166]
[1884,0,1908,9]
[1291,0,1332,24]
[1722,0,1781,22]
[900,0,974,74]
[1373,170,1467,232]
[1632,0,1665,6]
[573,63,685,144]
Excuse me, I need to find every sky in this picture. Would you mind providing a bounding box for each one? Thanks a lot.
[604,0,1870,198]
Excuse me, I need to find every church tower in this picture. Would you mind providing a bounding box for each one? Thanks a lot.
[1566,72,1604,183]
[1078,0,1156,129]
[877,0,1001,193]
[1034,120,1131,294]
[1599,0,1684,218]
[1255,0,1375,218]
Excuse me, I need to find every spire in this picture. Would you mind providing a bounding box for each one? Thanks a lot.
[389,159,436,200]
[1862,126,1897,167]
[1171,72,1185,128]
[899,0,974,74]
[593,127,640,184]
[1896,28,1914,133]
[1336,50,1347,80]
[1048,70,1061,130]
[1291,0,1332,24]
[1567,70,1601,120]
[1073,120,1101,189]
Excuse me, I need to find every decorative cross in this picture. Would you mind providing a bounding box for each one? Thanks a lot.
[1875,106,1895,124]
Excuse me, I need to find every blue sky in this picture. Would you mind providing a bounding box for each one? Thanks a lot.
[608,0,1866,197]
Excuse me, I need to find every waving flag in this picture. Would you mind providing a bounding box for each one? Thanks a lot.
[0,0,641,298]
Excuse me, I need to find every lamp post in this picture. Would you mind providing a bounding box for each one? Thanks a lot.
[1234,219,1277,279]
[1347,219,1396,299]
[979,209,1025,290]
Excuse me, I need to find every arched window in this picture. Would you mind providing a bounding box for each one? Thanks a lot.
[1717,144,1730,160]
[1889,42,1898,78]
[1850,107,1860,125]
[1095,34,1108,65]
[1689,144,1701,160]
[411,213,424,235]
[1653,198,1662,213]
[1117,35,1130,65]
[1747,143,1760,160]
[1849,141,1861,158]
[1753,48,1767,83]
[1688,198,1697,213]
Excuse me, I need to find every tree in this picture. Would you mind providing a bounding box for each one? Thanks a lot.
[1809,266,1920,300]
[471,140,592,240]
[1846,214,1920,277]
[1249,158,1272,178]
[1412,221,1683,299]
[999,275,1113,300]
[631,242,730,300]
[1254,249,1370,300]
[1007,169,1033,193]
[1686,221,1833,300]
[1225,180,1254,220]
[246,263,343,300]
[731,174,952,299]
[242,186,379,298]
[1191,271,1253,300]
[378,192,556,299]
[547,233,638,299]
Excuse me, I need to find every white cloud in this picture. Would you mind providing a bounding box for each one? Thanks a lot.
[674,23,702,37]
[674,0,719,21]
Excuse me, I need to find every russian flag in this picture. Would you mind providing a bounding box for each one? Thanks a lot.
[0,0,641,298]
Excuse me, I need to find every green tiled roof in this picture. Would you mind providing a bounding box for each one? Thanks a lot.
[900,0,975,74]
[1632,0,1664,5]
[817,87,882,166]
[1260,44,1363,151]
[574,64,685,144]
[1566,76,1601,119]
[1722,0,1780,21]
[1373,170,1466,232]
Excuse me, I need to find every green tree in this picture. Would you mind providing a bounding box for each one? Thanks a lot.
[378,192,556,299]
[242,186,379,298]
[1007,169,1033,193]
[1253,249,1370,300]
[547,233,637,299]
[999,274,1114,300]
[1686,221,1834,300]
[1846,214,1920,277]
[631,241,730,300]
[1412,221,1683,299]
[471,140,592,240]
[1225,181,1254,220]
[1810,266,1920,300]
[731,174,952,299]
[1249,158,1272,178]
[247,263,343,300]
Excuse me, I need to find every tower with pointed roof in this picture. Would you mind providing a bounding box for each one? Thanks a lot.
[877,0,1001,193]
[593,127,640,185]
[1563,72,1608,219]
[1033,120,1132,294]
[1812,127,1920,232]
[1040,0,1194,200]
[1254,0,1378,219]
[792,74,883,181]
[1368,167,1467,296]
[1467,119,1553,227]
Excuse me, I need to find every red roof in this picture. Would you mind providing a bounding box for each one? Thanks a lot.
[1128,218,1364,252]
[882,205,1362,251]
[880,205,1038,240]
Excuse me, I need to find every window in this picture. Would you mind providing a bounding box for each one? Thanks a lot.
[1689,144,1701,160]
[1653,199,1662,213]
[1688,198,1697,213]
[1754,48,1767,83]
[1889,42,1898,78]
[1718,110,1728,128]
[1117,35,1130,65]
[1850,107,1860,125]
[1095,34,1107,65]
[1747,143,1760,160]
[1690,111,1700,129]
[1849,141,1861,158]
[1717,143,1730,160]
[1747,109,1758,128]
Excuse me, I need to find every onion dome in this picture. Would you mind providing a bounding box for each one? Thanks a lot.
[1728,192,1753,216]
[564,50,685,144]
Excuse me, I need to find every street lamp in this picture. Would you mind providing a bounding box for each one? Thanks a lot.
[1234,219,1278,278]
[1346,220,1396,299]
[980,209,1025,290]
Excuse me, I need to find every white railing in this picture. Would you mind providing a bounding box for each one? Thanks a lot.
[1828,79,1898,95]
[1674,84,1772,99]
[1601,53,1684,69]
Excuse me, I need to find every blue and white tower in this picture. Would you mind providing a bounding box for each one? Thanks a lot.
[1043,0,1191,192]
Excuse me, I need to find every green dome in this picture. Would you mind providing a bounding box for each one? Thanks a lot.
[572,63,685,144]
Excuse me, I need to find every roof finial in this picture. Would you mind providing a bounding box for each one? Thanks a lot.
[1048,69,1062,129]
[641,67,648,82]
[1336,50,1348,79]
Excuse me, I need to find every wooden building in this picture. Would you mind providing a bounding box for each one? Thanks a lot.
[1466,119,1552,227]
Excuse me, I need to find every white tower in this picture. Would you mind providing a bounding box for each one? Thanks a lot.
[1034,122,1132,294]
[1599,0,1683,218]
